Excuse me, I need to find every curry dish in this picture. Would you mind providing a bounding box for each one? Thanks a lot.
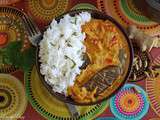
[68,19,130,103]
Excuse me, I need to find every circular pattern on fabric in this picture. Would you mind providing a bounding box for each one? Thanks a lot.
[25,66,108,120]
[0,88,12,109]
[0,74,27,119]
[26,0,68,22]
[129,45,150,82]
[71,3,97,10]
[146,74,160,117]
[0,7,28,73]
[0,0,20,5]
[119,0,151,23]
[97,0,160,36]
[110,84,149,120]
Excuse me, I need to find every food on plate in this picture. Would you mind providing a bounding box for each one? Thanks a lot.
[39,12,91,94]
[68,19,129,103]
[39,12,130,103]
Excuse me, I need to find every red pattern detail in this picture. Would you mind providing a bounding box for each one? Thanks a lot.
[0,32,8,47]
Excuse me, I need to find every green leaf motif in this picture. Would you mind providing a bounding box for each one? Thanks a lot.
[2,41,36,71]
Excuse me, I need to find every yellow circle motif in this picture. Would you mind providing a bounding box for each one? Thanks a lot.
[0,74,27,119]
[27,0,69,21]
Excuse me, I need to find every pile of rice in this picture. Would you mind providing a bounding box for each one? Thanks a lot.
[39,12,91,94]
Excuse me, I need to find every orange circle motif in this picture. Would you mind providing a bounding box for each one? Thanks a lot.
[0,33,8,47]
[119,93,140,113]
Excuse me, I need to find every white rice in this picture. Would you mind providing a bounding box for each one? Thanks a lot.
[39,12,91,94]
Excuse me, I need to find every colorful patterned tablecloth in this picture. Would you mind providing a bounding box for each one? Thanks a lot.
[0,0,160,120]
